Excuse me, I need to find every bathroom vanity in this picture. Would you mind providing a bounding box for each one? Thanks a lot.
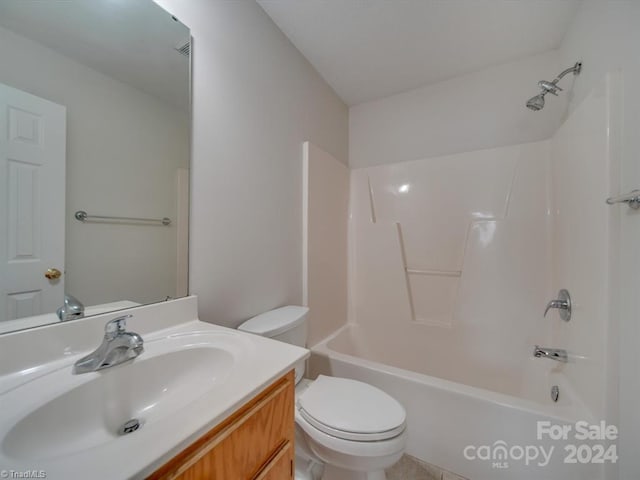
[0,297,308,479]
[149,371,295,480]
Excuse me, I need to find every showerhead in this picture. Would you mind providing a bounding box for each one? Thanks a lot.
[526,93,546,111]
[526,61,582,112]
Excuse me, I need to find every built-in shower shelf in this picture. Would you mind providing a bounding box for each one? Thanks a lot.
[404,268,461,328]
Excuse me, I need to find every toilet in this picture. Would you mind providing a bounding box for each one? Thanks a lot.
[238,306,407,480]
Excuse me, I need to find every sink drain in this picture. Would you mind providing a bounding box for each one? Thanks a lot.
[118,418,141,435]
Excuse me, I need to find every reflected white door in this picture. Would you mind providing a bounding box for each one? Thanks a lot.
[0,83,66,322]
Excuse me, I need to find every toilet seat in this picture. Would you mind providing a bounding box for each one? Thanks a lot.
[297,376,406,442]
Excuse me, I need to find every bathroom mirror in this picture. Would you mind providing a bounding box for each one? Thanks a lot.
[0,0,190,334]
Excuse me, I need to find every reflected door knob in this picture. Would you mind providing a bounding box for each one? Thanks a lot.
[45,268,62,280]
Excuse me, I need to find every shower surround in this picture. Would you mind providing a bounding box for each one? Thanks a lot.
[306,75,618,480]
[349,139,551,396]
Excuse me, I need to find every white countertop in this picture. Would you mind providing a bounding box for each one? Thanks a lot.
[0,297,309,480]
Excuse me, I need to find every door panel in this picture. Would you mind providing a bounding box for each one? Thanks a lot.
[0,83,66,322]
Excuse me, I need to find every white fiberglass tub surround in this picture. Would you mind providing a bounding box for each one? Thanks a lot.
[306,75,619,480]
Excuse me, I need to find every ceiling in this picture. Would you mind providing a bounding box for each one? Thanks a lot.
[0,0,190,110]
[257,0,581,106]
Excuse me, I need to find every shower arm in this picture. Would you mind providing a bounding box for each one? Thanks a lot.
[553,62,582,84]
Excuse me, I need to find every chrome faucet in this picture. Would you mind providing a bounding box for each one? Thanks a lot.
[544,289,571,321]
[73,315,143,374]
[533,345,568,363]
[57,294,85,321]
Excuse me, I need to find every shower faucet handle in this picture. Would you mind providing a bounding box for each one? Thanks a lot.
[544,289,572,321]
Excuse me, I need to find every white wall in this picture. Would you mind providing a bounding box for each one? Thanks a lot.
[153,0,348,327]
[0,25,189,307]
[349,50,564,168]
[303,142,349,346]
[559,2,640,478]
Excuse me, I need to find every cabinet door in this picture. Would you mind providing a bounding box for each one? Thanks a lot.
[149,371,295,480]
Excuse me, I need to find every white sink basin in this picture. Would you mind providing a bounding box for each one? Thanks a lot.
[0,301,308,480]
[1,330,249,462]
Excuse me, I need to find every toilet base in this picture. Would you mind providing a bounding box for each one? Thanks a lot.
[294,455,324,480]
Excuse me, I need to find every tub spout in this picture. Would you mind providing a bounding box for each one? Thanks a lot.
[533,345,568,363]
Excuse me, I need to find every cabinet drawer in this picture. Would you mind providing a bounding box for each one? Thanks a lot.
[149,371,295,480]
[255,441,293,480]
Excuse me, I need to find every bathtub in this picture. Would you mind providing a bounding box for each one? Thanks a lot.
[308,324,607,480]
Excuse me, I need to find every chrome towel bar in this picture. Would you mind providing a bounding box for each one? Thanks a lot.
[74,210,171,226]
[606,190,640,210]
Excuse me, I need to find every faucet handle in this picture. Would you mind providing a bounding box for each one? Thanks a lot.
[105,314,133,339]
[544,300,564,317]
[543,289,571,321]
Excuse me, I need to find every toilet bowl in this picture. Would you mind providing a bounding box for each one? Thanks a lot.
[295,377,407,480]
[238,306,407,480]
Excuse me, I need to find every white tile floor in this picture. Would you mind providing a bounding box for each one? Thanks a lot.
[385,455,468,480]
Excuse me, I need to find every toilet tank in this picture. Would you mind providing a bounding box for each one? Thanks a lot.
[237,306,309,383]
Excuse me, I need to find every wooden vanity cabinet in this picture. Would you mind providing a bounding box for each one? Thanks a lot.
[148,371,295,480]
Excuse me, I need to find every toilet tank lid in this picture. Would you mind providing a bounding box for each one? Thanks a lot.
[238,305,309,337]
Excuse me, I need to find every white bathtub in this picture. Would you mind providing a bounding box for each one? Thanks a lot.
[309,324,607,480]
